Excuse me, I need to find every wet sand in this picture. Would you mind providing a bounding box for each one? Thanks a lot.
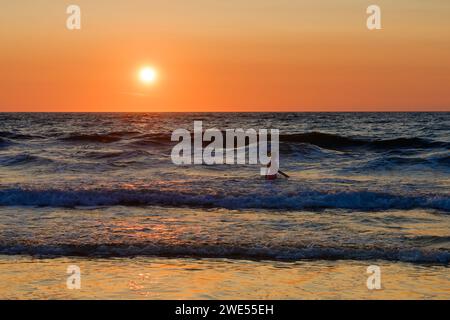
[0,255,448,299]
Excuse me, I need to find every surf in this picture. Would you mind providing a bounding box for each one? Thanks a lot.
[0,187,448,211]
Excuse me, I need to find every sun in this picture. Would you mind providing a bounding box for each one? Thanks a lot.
[139,67,157,84]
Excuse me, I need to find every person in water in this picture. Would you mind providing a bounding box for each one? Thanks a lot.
[265,151,289,180]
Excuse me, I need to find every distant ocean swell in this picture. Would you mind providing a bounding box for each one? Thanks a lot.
[0,243,448,263]
[2,130,449,150]
[1,151,448,168]
[0,188,448,211]
[56,132,450,150]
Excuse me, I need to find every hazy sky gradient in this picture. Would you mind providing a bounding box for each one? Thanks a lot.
[1,0,449,111]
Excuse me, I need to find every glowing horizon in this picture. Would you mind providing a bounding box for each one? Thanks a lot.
[1,0,449,112]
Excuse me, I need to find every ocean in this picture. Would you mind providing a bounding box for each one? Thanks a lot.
[0,112,449,299]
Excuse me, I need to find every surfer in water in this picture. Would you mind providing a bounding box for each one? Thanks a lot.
[264,151,289,180]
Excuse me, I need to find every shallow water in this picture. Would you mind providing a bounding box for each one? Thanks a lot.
[0,206,449,263]
[0,256,448,299]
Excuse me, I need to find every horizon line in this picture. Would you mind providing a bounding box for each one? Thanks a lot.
[0,110,449,113]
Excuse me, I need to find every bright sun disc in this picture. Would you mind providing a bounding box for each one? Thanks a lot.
[139,67,157,84]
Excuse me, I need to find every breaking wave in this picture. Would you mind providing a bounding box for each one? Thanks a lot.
[0,188,448,211]
[279,132,449,150]
[54,131,449,151]
[0,243,448,263]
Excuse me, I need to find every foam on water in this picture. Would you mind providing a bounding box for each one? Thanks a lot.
[0,187,448,211]
[0,113,448,263]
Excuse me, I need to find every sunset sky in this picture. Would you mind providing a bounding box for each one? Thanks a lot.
[1,0,449,112]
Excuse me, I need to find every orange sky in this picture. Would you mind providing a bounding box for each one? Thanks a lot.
[1,0,449,112]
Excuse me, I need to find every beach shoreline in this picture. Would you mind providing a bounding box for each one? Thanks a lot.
[0,255,448,300]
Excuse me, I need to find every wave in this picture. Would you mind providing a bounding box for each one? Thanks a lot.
[407,235,450,246]
[359,153,450,170]
[19,129,449,152]
[106,130,141,136]
[129,133,172,147]
[0,188,448,211]
[279,132,449,150]
[60,133,123,143]
[0,243,448,263]
[0,131,44,140]
[59,131,144,144]
[0,154,53,166]
[82,150,149,159]
[135,131,449,152]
